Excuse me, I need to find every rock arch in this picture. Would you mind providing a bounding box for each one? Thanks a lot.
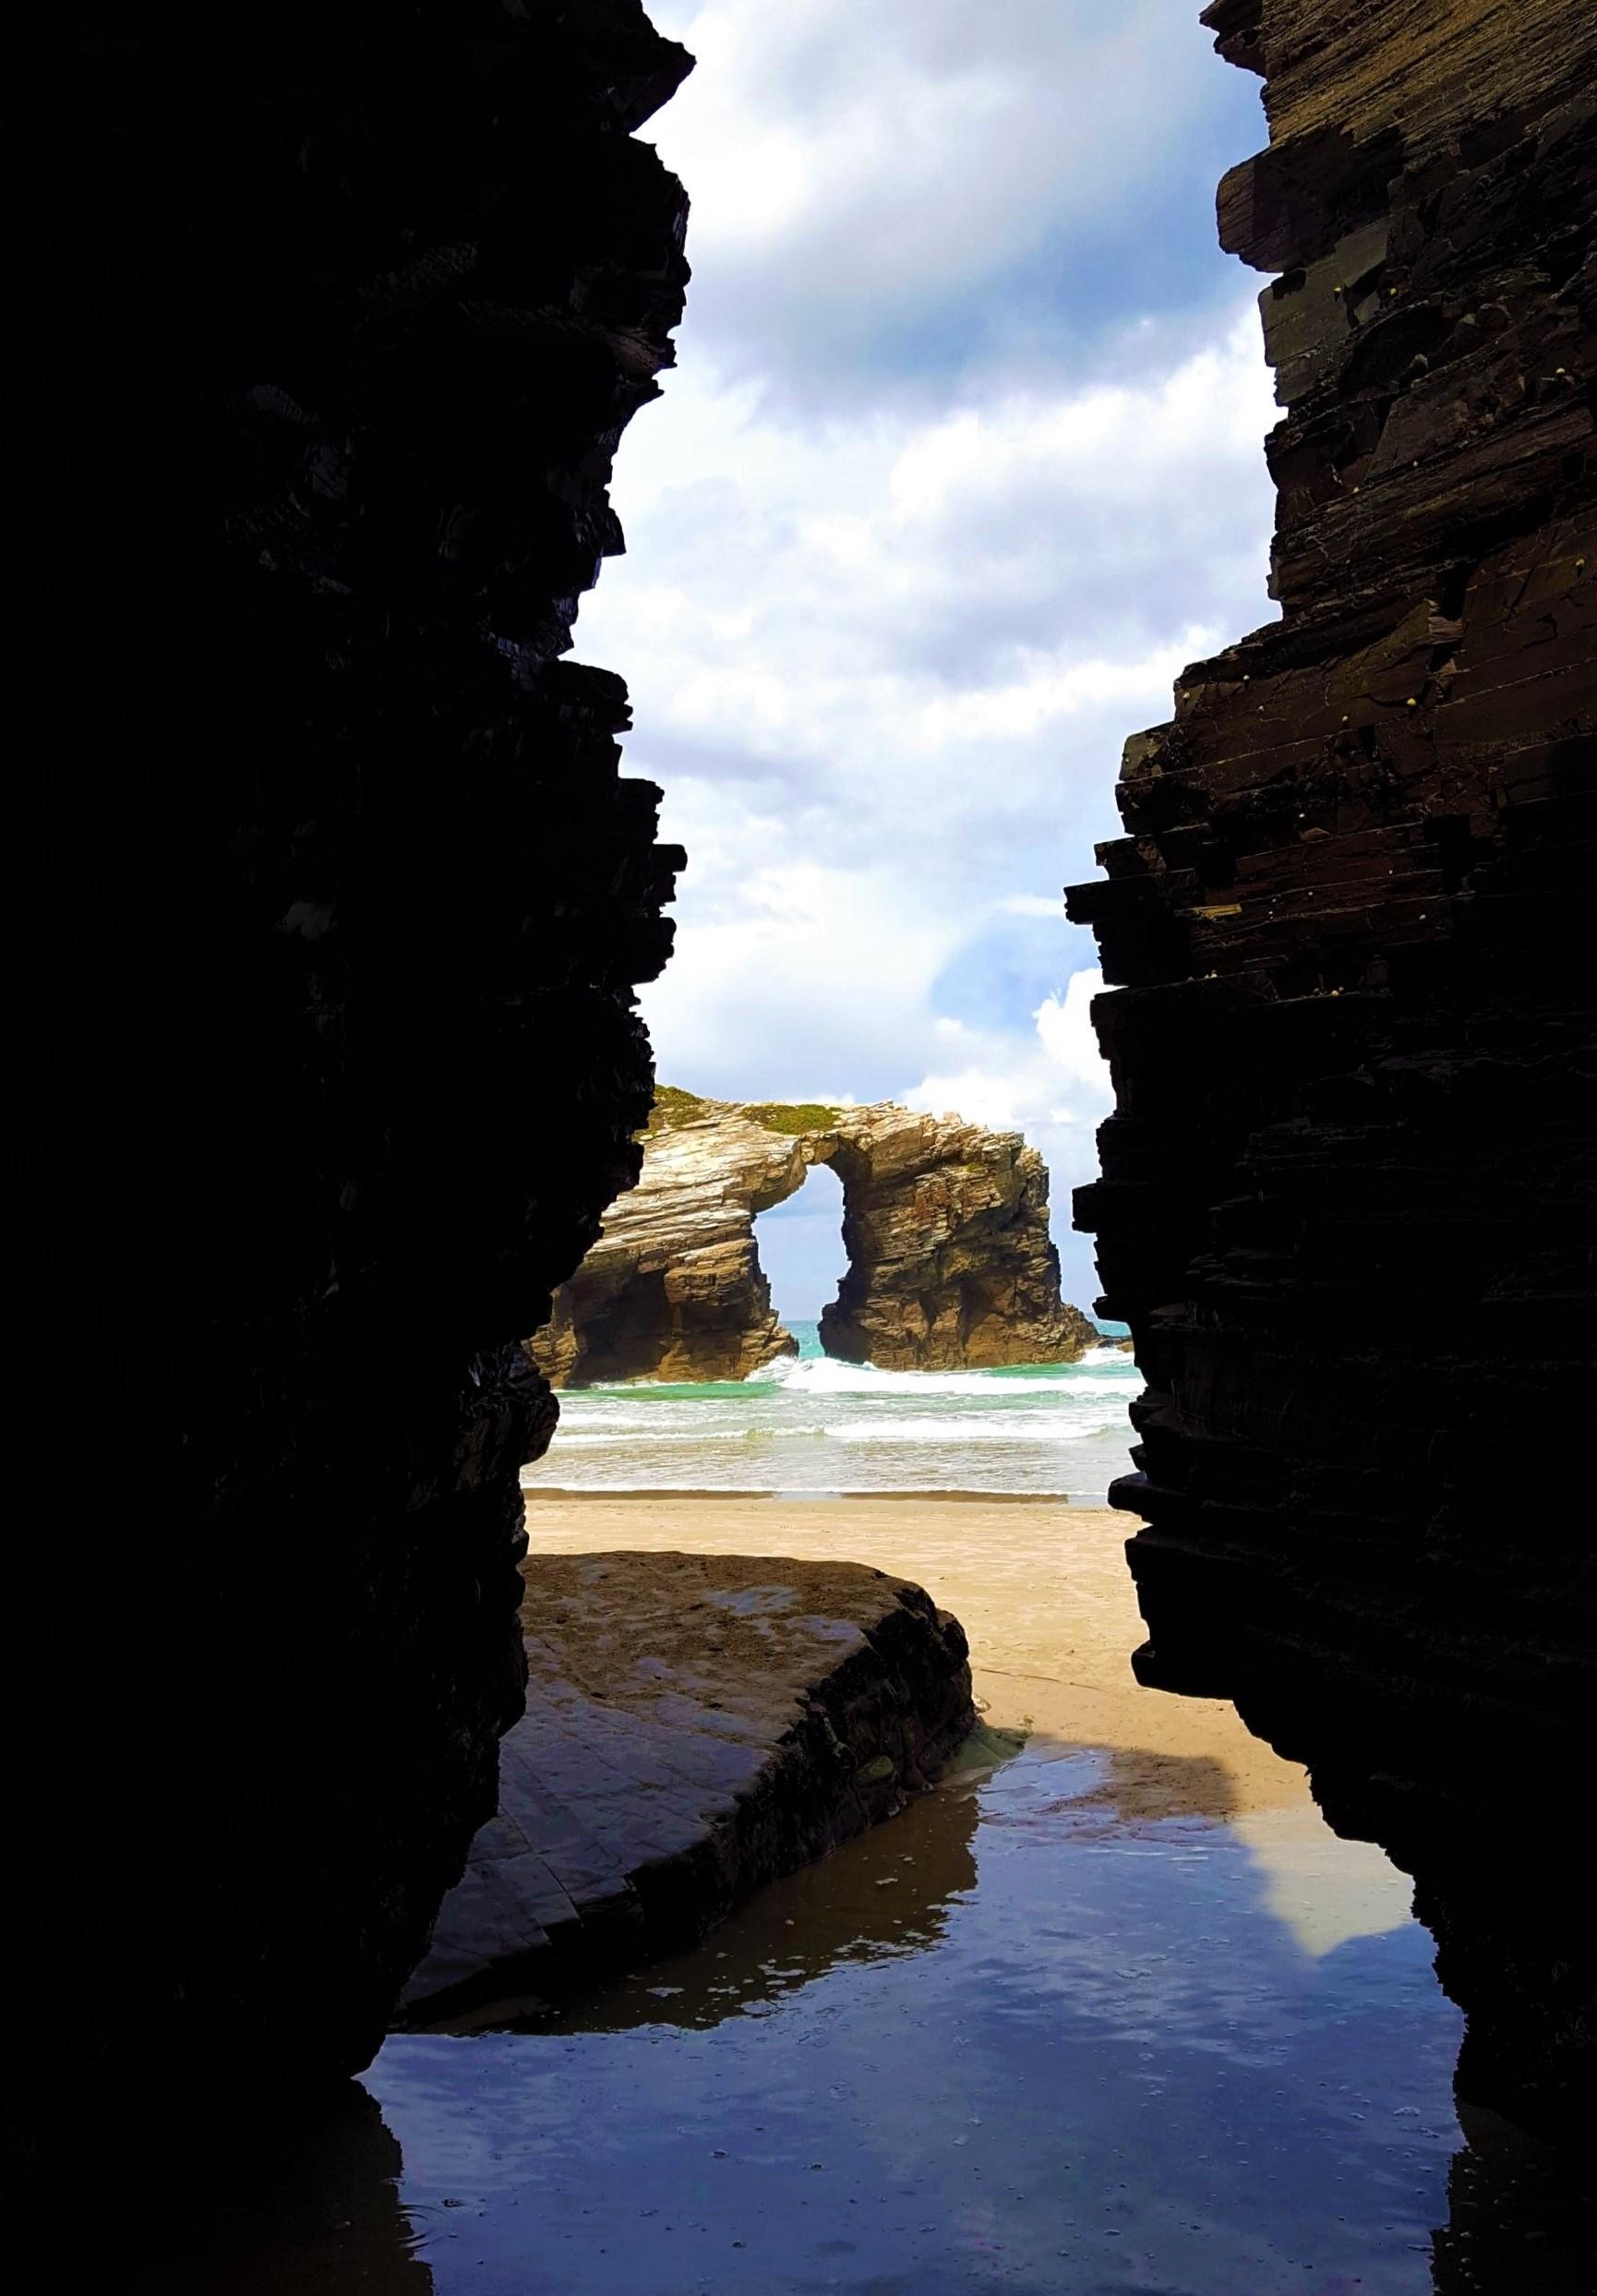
[530,1091,1096,1385]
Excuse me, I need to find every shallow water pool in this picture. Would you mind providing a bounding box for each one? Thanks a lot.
[249,1737,1484,2291]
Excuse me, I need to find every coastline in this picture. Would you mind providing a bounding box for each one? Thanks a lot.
[520,1493,1415,1953]
[523,1485,1102,1505]
[521,1487,1413,1955]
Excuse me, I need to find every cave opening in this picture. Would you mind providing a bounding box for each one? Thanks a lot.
[751,1158,847,1351]
[17,0,1596,2278]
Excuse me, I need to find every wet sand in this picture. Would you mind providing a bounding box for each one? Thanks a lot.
[522,1492,1416,1955]
[161,1494,1473,2292]
[525,1491,1263,1765]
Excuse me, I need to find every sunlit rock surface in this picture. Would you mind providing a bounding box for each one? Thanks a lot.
[399,1550,977,2026]
[530,1090,1097,1382]
[8,0,688,2180]
[1070,0,1597,2140]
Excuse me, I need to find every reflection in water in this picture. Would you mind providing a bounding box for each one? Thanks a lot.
[153,1746,1593,2294]
[1432,2105,1597,2294]
[155,2088,433,2295]
[369,1742,1463,2295]
[510,1742,982,2036]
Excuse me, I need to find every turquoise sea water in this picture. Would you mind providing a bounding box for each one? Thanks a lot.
[523,1321,1142,1504]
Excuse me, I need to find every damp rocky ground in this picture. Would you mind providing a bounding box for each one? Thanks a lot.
[157,1502,1592,2293]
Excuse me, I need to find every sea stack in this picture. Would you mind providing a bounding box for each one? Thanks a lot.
[530,1090,1097,1384]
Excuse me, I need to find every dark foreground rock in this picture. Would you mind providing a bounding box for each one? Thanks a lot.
[6,0,687,2182]
[532,1089,1096,1382]
[399,1550,977,2026]
[1069,0,1597,2141]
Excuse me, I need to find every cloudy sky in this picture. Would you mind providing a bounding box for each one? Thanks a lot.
[573,0,1278,1312]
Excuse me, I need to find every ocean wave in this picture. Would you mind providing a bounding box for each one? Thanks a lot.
[550,1426,832,1449]
[531,1338,1136,1500]
[750,1354,1135,1400]
[522,1478,1093,1498]
[553,1412,720,1436]
[548,1418,1116,1452]
[826,1413,1118,1446]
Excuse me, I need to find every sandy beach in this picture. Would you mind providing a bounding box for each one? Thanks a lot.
[522,1491,1416,1956]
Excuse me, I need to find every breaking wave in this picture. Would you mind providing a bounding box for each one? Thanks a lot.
[528,1323,1141,1503]
[751,1348,1127,1399]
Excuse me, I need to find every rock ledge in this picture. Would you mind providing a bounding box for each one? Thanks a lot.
[399,1549,977,2026]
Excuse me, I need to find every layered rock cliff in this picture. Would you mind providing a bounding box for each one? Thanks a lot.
[821,1100,1095,1372]
[1069,0,1597,2139]
[7,0,687,2179]
[532,1090,1095,1382]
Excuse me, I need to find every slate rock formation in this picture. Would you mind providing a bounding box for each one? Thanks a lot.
[1069,0,1597,2140]
[400,1549,977,2026]
[7,0,687,2179]
[531,1089,1096,1382]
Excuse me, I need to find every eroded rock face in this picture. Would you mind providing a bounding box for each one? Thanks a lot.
[1069,0,1597,2140]
[821,1103,1096,1371]
[533,1098,810,1383]
[531,1092,1096,1382]
[8,0,687,2178]
[399,1549,977,2026]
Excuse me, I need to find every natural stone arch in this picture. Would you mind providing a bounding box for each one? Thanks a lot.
[530,1090,1096,1385]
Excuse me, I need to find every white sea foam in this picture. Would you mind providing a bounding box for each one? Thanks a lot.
[527,1332,1140,1499]
[553,1425,830,1448]
[752,1353,1130,1400]
[826,1412,1116,1446]
[554,1417,1116,1451]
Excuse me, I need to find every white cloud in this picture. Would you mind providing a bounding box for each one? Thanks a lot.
[584,305,1274,868]
[1000,893,1076,920]
[575,318,1272,1301]
[639,840,964,1097]
[642,0,1266,408]
[565,2,1276,1304]
[908,967,1115,1222]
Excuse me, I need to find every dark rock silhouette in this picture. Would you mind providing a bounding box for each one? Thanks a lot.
[1070,0,1597,2141]
[532,1089,1096,1382]
[6,0,687,2180]
[153,2090,433,2296]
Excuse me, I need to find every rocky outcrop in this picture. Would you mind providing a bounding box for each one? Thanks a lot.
[1069,1,1597,2141]
[532,1093,811,1383]
[821,1101,1097,1371]
[7,0,687,2181]
[531,1089,1096,1382]
[399,1549,977,2026]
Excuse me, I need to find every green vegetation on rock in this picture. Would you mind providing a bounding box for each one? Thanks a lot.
[740,1100,843,1136]
[648,1086,712,1132]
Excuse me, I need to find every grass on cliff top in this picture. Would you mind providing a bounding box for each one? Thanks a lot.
[645,1088,846,1137]
[645,1086,713,1132]
[739,1100,843,1135]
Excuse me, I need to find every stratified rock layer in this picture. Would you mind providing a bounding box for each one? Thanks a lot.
[1069,0,1596,2139]
[399,1550,977,2026]
[821,1104,1095,1372]
[6,0,687,2178]
[531,1091,1096,1382]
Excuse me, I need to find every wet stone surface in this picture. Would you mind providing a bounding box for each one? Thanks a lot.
[372,1745,1463,2292]
[150,1735,1597,2293]
[399,1551,975,2025]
